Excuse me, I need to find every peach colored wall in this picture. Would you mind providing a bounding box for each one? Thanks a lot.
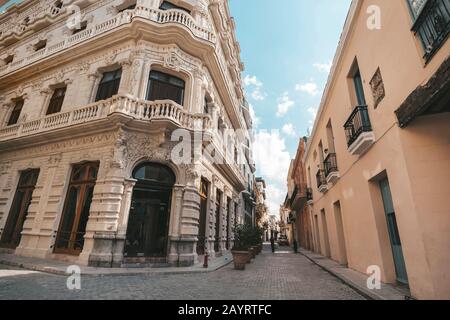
[304,0,450,300]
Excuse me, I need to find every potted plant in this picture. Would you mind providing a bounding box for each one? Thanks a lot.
[231,224,251,270]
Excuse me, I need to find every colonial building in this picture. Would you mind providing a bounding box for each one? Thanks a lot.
[304,0,449,299]
[0,0,256,268]
[282,138,313,251]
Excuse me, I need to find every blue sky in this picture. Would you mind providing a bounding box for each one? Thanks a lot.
[1,0,352,216]
[229,0,351,215]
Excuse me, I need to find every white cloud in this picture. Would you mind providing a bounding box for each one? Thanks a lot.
[244,75,267,101]
[265,184,285,217]
[253,130,291,185]
[282,123,296,136]
[249,103,261,128]
[244,75,262,87]
[253,130,291,216]
[251,88,266,101]
[313,61,332,74]
[276,92,295,117]
[295,81,319,96]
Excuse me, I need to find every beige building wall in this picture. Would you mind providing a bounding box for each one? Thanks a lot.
[304,0,450,300]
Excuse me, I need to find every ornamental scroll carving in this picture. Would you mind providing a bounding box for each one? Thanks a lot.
[370,67,386,109]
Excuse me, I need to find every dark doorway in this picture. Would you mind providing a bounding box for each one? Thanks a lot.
[124,163,175,258]
[196,178,209,255]
[1,169,40,249]
[226,197,231,250]
[214,190,222,253]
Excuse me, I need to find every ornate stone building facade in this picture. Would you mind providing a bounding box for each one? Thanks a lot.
[0,0,256,268]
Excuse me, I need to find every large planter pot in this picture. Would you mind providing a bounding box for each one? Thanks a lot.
[256,245,262,255]
[232,251,249,270]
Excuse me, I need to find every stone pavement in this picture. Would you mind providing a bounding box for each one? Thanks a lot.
[0,251,233,277]
[299,248,411,300]
[0,245,365,300]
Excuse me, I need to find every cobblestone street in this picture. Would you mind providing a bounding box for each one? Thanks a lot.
[0,247,364,300]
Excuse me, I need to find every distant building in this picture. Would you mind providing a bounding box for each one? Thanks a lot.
[282,138,312,250]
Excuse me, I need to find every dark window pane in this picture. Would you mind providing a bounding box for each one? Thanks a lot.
[55,162,99,254]
[159,1,190,14]
[46,87,66,115]
[74,185,94,250]
[146,71,185,105]
[353,70,366,106]
[95,69,122,102]
[7,99,24,126]
[133,163,176,185]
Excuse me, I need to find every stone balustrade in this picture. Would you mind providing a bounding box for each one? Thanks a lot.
[0,7,215,77]
[0,95,212,142]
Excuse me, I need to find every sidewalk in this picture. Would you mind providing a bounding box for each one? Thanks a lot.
[299,248,412,300]
[0,252,233,277]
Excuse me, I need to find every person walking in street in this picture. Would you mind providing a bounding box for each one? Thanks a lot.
[270,237,275,253]
[293,240,298,254]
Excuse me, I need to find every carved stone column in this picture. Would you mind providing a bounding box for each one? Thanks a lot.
[170,167,201,266]
[86,72,102,104]
[167,184,186,266]
[111,178,137,266]
[80,158,127,267]
[191,69,206,113]
[117,59,133,96]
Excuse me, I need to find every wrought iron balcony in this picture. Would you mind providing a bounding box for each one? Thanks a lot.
[324,153,338,177]
[324,153,340,184]
[316,169,327,193]
[344,105,375,155]
[410,0,450,62]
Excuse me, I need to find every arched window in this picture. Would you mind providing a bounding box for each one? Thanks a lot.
[146,70,185,106]
[133,163,176,186]
[95,68,122,102]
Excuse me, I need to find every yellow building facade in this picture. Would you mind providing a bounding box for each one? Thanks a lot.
[304,0,450,299]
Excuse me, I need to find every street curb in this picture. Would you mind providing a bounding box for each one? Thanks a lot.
[298,251,380,300]
[0,257,233,278]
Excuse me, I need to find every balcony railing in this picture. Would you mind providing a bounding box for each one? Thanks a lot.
[411,0,450,61]
[324,153,338,178]
[0,7,216,77]
[306,188,313,201]
[0,95,212,142]
[344,105,373,147]
[316,170,327,190]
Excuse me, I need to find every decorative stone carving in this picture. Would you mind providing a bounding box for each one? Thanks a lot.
[370,67,386,109]
[163,50,182,72]
[105,50,119,66]
[48,153,62,166]
[110,129,128,169]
